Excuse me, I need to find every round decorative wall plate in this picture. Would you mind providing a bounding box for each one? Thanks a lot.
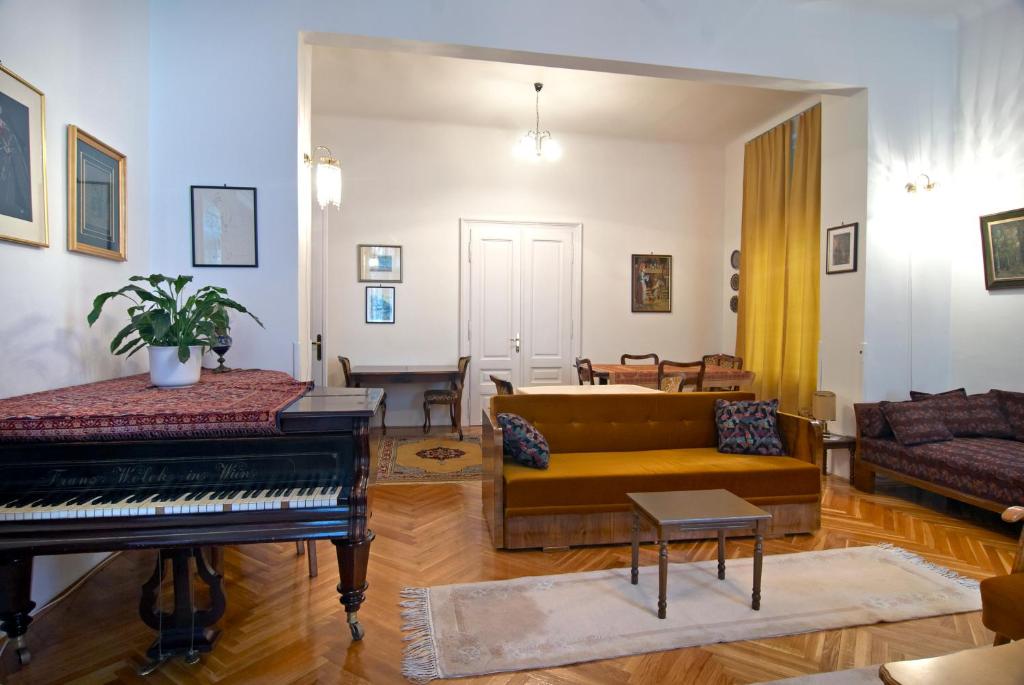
[729,295,739,313]
[730,273,740,291]
[730,250,741,269]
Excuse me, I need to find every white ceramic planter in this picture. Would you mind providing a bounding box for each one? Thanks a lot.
[148,345,204,388]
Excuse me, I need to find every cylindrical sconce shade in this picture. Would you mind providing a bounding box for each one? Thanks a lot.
[812,391,837,422]
[315,157,342,209]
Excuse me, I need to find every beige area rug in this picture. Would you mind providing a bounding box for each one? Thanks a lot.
[376,435,482,484]
[755,667,880,684]
[400,545,980,682]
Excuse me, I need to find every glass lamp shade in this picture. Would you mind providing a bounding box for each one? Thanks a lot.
[542,137,562,161]
[514,133,538,160]
[315,158,342,208]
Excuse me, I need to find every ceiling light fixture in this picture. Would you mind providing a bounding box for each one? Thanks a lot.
[514,82,562,162]
[304,145,343,208]
[905,173,936,194]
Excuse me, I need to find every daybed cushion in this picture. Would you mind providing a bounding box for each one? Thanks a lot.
[995,390,1024,442]
[859,436,1024,506]
[913,391,1013,438]
[503,448,821,516]
[880,400,953,445]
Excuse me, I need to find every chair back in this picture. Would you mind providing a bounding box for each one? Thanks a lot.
[657,359,706,392]
[489,375,514,396]
[454,355,472,391]
[620,353,660,365]
[339,356,354,388]
[701,353,743,391]
[575,357,595,385]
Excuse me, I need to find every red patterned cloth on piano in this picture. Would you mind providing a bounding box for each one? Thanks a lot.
[0,369,311,443]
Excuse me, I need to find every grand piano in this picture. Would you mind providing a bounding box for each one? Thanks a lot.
[0,371,381,674]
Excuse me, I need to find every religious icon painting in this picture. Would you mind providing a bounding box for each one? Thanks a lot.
[631,254,672,313]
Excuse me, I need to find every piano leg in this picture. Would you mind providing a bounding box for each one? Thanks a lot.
[333,531,375,641]
[0,555,35,667]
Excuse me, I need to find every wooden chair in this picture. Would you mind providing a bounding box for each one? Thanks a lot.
[575,357,595,385]
[423,356,471,440]
[981,506,1024,645]
[657,359,706,392]
[490,375,514,396]
[620,353,660,365]
[702,353,744,391]
[339,356,387,435]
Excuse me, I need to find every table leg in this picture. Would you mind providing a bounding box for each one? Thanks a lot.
[717,530,726,580]
[752,520,764,611]
[658,539,668,619]
[630,510,640,585]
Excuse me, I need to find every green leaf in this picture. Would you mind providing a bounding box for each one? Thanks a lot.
[177,342,192,363]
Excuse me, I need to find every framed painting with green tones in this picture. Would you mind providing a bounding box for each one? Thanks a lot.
[980,208,1024,290]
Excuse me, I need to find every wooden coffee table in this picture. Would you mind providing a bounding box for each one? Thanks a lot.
[628,489,772,619]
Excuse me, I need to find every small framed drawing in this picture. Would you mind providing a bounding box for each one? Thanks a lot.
[67,126,126,260]
[191,185,258,267]
[980,207,1024,290]
[0,64,49,248]
[366,286,395,324]
[631,254,672,313]
[825,222,858,274]
[358,244,402,282]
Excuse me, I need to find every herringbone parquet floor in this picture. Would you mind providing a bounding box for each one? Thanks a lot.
[2,428,1018,685]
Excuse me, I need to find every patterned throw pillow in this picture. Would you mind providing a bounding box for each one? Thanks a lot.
[855,403,893,439]
[993,390,1024,442]
[909,388,967,401]
[496,413,550,469]
[880,400,953,446]
[914,391,1013,438]
[715,399,785,455]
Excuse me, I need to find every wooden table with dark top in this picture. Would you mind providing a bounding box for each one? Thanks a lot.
[628,489,772,619]
[822,432,857,476]
[347,365,460,385]
[879,641,1024,684]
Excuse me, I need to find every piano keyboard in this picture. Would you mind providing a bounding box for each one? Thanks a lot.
[0,486,342,521]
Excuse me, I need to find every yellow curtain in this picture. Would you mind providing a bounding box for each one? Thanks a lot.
[736,104,821,414]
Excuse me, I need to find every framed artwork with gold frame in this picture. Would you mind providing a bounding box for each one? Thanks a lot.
[980,207,1024,290]
[67,125,126,261]
[0,64,49,247]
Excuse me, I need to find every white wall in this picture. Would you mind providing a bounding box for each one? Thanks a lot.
[949,1,1024,393]
[0,0,150,606]
[315,115,724,425]
[146,0,961,409]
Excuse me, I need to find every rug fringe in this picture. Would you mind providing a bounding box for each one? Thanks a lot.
[400,587,441,683]
[876,543,980,589]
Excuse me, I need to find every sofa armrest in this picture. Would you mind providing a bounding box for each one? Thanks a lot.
[777,411,822,467]
[481,408,505,548]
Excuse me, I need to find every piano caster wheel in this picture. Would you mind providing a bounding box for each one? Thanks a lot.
[16,647,31,666]
[347,614,365,641]
[184,650,201,666]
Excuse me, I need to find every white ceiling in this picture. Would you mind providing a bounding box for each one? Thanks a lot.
[312,46,810,145]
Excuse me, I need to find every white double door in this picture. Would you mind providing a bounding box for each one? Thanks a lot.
[464,220,581,423]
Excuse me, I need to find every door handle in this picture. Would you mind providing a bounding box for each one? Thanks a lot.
[312,334,322,362]
[510,333,521,353]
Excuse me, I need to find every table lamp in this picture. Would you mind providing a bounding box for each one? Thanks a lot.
[812,391,837,438]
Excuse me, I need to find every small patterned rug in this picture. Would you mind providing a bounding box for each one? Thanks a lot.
[375,435,482,484]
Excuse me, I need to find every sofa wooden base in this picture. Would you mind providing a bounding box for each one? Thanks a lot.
[854,460,1006,514]
[499,501,819,550]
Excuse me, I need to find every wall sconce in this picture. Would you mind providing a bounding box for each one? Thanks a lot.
[304,145,342,208]
[905,173,936,193]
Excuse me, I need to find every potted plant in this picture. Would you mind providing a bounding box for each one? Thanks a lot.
[88,274,263,388]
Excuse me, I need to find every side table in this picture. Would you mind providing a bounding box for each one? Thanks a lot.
[822,433,857,477]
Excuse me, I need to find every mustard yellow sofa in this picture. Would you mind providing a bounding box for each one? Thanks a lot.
[483,392,822,549]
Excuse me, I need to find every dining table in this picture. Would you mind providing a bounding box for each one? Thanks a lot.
[347,364,460,385]
[515,384,661,395]
[589,363,755,391]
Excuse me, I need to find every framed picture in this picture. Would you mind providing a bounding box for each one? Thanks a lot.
[191,185,258,267]
[825,222,858,274]
[631,254,672,313]
[0,64,48,247]
[366,286,395,324]
[67,126,126,261]
[358,244,402,282]
[980,207,1024,290]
